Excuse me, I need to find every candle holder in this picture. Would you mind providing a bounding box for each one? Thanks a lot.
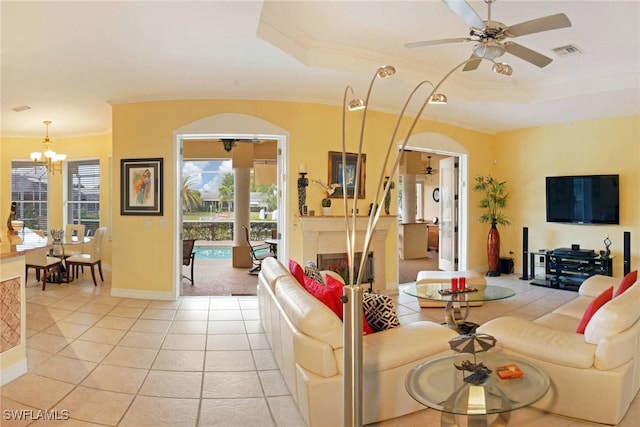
[383,176,395,215]
[298,172,309,216]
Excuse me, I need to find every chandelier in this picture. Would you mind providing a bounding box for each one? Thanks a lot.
[31,120,66,174]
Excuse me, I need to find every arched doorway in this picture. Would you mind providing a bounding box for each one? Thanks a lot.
[402,131,470,276]
[173,114,289,299]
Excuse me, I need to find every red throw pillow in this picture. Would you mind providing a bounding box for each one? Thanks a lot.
[614,270,638,297]
[288,259,306,285]
[303,275,341,317]
[325,275,374,335]
[576,286,613,334]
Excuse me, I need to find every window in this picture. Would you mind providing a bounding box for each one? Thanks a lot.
[67,159,100,236]
[11,161,49,231]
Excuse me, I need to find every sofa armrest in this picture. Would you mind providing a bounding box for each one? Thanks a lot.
[477,316,596,369]
[579,274,619,298]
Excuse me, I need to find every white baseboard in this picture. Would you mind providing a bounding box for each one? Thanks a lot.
[110,287,176,301]
[1,359,27,386]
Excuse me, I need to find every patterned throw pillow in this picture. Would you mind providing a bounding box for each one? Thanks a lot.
[362,292,400,332]
[304,261,325,285]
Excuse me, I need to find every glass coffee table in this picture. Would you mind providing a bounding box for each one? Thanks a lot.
[406,352,550,426]
[403,283,515,333]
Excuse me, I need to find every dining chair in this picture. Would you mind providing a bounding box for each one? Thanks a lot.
[182,239,196,285]
[64,224,87,256]
[66,227,106,286]
[25,248,63,291]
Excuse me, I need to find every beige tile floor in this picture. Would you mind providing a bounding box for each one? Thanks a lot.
[1,270,638,426]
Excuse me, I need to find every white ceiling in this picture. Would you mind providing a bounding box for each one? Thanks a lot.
[2,0,639,138]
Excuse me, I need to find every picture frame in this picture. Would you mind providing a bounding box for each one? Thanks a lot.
[328,151,366,199]
[120,158,163,216]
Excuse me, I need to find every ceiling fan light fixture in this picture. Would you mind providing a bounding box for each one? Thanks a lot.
[492,62,513,76]
[472,40,505,60]
[429,93,448,104]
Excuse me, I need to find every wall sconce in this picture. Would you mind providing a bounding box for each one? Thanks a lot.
[297,164,309,215]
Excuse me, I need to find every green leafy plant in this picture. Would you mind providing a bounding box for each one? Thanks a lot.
[472,175,510,226]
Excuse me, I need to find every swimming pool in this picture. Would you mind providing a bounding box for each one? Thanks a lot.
[194,246,232,259]
[194,245,270,259]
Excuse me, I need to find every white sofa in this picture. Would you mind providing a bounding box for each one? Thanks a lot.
[257,257,458,427]
[478,274,640,425]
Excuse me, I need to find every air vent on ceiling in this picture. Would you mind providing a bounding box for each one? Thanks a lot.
[552,44,583,57]
[12,105,32,112]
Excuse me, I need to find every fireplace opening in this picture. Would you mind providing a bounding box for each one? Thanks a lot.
[317,252,373,285]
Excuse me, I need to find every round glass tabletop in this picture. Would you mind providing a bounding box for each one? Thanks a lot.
[405,352,550,416]
[403,283,515,303]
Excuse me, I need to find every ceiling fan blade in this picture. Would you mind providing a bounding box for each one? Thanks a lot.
[504,13,571,38]
[405,37,471,49]
[504,42,553,68]
[462,55,482,72]
[442,0,485,29]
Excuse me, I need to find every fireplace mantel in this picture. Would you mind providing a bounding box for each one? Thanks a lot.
[298,216,396,291]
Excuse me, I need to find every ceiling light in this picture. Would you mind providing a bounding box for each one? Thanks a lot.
[30,120,66,174]
[492,62,513,76]
[12,105,32,112]
[473,40,505,60]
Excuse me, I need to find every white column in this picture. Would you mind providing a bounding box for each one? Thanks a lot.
[401,174,416,224]
[234,167,251,245]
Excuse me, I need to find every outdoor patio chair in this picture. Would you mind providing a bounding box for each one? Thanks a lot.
[243,225,276,274]
[183,239,196,285]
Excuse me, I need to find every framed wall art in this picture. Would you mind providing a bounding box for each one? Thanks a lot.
[328,151,366,199]
[120,158,163,216]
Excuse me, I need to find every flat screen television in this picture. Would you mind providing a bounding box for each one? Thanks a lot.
[546,174,619,224]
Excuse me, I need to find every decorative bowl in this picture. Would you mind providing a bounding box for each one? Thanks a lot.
[10,220,24,231]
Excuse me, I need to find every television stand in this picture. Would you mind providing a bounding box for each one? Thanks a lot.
[529,249,614,292]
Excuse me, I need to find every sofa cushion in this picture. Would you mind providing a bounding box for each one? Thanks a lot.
[325,275,374,335]
[478,316,596,369]
[585,283,640,345]
[614,270,638,297]
[275,276,343,349]
[289,259,306,285]
[577,286,613,334]
[260,257,291,291]
[303,274,341,317]
[362,292,400,332]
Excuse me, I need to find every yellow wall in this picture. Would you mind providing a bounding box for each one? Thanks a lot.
[493,116,640,275]
[0,134,113,264]
[111,99,495,295]
[3,100,638,297]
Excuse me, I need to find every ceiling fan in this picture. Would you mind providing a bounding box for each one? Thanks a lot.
[425,156,438,175]
[219,138,260,152]
[405,0,572,71]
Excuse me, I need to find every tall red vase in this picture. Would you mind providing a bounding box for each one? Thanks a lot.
[486,221,500,277]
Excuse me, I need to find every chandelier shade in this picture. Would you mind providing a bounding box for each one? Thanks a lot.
[31,120,66,174]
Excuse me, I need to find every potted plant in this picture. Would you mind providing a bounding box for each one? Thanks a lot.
[472,175,510,276]
[314,180,339,216]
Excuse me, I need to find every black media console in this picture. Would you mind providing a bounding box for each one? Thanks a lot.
[529,248,614,292]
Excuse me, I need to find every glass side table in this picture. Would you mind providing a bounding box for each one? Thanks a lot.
[403,283,515,333]
[406,352,550,427]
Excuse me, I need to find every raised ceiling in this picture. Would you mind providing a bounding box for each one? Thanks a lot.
[1,1,638,138]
